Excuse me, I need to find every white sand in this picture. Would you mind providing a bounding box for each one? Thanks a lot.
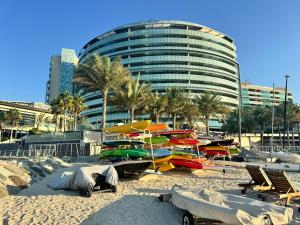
[1,165,300,225]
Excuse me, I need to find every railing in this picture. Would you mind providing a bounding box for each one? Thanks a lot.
[0,142,85,158]
[247,145,300,154]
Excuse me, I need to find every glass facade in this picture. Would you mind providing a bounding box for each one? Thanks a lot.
[78,20,239,127]
[46,48,78,103]
[241,83,293,107]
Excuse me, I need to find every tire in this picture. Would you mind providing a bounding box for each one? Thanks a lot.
[111,185,117,193]
[183,212,195,225]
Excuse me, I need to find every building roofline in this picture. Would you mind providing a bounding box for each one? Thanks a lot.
[80,20,234,54]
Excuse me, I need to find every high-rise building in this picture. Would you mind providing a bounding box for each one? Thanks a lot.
[45,48,78,103]
[78,20,239,128]
[241,83,293,107]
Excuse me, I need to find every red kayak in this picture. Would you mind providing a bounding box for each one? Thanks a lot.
[170,158,203,169]
[158,129,195,135]
[168,138,199,146]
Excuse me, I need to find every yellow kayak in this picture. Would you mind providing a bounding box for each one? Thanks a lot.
[149,162,175,172]
[103,120,151,133]
[154,155,172,164]
[172,154,194,160]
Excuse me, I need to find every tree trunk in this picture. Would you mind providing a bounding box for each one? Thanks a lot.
[292,123,295,146]
[205,116,210,136]
[130,107,135,122]
[74,114,77,131]
[63,113,66,132]
[15,128,18,139]
[101,90,108,142]
[260,124,264,146]
[9,124,13,143]
[156,115,159,124]
[278,124,282,146]
[0,129,2,143]
[172,113,176,130]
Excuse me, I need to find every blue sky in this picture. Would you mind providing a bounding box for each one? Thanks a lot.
[0,0,299,103]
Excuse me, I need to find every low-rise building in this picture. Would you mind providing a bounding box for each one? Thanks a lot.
[0,101,56,141]
[241,82,293,107]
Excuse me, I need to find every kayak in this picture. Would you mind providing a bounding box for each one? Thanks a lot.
[99,148,149,159]
[148,123,169,132]
[170,158,203,169]
[146,148,172,158]
[149,162,175,172]
[103,120,151,133]
[172,152,195,160]
[198,145,229,157]
[144,136,169,144]
[112,160,152,178]
[167,138,199,146]
[229,146,241,155]
[102,140,144,147]
[158,130,196,135]
[154,155,173,163]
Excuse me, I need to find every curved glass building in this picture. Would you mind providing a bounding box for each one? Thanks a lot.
[78,20,239,128]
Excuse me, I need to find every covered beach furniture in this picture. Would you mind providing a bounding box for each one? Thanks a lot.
[48,165,118,196]
[264,169,300,205]
[238,165,273,194]
[171,185,293,225]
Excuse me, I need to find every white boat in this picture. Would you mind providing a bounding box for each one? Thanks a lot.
[247,162,300,172]
[171,185,293,225]
[257,151,300,164]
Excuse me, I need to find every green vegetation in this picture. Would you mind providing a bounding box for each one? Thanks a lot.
[194,93,229,135]
[109,74,152,122]
[73,53,130,140]
[4,109,23,142]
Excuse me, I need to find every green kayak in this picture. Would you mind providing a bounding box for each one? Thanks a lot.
[229,146,241,155]
[100,148,149,159]
[144,136,169,144]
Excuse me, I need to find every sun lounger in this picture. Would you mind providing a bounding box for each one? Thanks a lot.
[264,169,300,205]
[238,165,272,193]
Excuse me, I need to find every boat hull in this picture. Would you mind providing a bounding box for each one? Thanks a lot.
[113,160,152,178]
[103,120,151,133]
[149,162,175,172]
[170,158,203,169]
[100,148,149,159]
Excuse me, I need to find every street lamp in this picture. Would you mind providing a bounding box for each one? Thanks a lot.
[282,75,290,149]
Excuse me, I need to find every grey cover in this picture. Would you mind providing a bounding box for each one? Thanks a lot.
[48,165,118,190]
[172,185,293,225]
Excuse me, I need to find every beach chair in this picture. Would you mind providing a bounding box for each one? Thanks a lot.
[238,165,272,194]
[264,169,300,205]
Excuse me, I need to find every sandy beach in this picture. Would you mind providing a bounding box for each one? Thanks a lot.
[1,164,300,225]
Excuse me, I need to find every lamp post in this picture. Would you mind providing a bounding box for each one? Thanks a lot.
[237,63,242,147]
[282,75,290,149]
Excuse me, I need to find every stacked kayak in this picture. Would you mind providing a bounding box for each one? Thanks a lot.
[198,145,229,158]
[147,148,175,172]
[100,139,151,178]
[171,152,205,169]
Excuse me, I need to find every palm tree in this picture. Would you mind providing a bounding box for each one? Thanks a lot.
[109,75,152,122]
[57,92,73,132]
[4,109,23,142]
[165,88,187,130]
[193,93,229,135]
[50,98,63,132]
[147,92,167,123]
[180,98,200,129]
[0,111,7,142]
[70,95,86,131]
[251,106,271,146]
[73,53,130,141]
[35,113,48,132]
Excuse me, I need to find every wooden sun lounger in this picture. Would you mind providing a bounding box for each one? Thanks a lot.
[264,169,300,205]
[238,165,273,194]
